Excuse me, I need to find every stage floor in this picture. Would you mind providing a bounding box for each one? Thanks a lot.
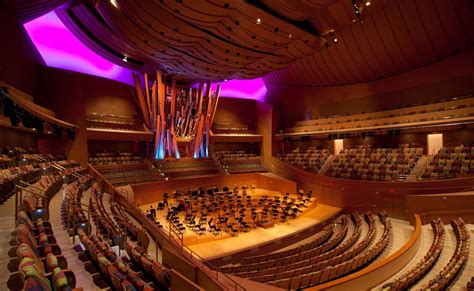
[188,203,341,261]
[139,189,341,261]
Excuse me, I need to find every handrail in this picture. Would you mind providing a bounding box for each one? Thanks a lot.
[311,214,422,290]
[87,163,246,290]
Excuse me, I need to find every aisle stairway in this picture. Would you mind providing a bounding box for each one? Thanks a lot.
[48,185,99,290]
[0,196,16,289]
[318,155,335,174]
[407,155,429,181]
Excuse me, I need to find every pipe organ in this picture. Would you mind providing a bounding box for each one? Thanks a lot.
[132,72,221,160]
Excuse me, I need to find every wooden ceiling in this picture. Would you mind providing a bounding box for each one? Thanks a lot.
[263,0,474,86]
[3,0,474,85]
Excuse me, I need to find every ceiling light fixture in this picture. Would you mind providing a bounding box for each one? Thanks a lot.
[256,18,261,24]
[365,1,371,6]
[110,0,118,8]
[122,56,128,62]
[288,34,293,39]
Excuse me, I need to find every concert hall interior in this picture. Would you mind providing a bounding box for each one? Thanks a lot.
[1,0,474,290]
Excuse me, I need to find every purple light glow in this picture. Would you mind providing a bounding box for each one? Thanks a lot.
[195,78,267,102]
[24,11,134,85]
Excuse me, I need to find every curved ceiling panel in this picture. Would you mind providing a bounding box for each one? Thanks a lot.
[4,0,473,86]
[264,0,474,87]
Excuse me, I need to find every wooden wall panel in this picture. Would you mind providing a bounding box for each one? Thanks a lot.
[0,126,37,149]
[35,66,138,164]
[212,98,257,131]
[0,10,44,96]
[266,48,474,128]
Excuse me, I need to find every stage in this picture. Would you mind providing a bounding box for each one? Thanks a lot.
[187,203,341,261]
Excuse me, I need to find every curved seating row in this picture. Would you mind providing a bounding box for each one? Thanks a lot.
[422,145,474,179]
[125,242,171,290]
[77,227,153,290]
[8,166,84,290]
[246,213,374,283]
[224,215,350,274]
[269,212,392,289]
[381,218,445,290]
[324,146,423,181]
[277,148,330,173]
[420,217,470,290]
[240,223,335,265]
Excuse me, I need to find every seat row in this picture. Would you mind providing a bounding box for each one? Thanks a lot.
[240,223,335,265]
[419,217,470,290]
[286,95,474,133]
[246,213,375,283]
[225,215,350,274]
[9,165,84,290]
[422,145,474,179]
[381,218,445,290]
[269,212,392,289]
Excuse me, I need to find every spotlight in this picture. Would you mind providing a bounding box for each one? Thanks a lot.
[122,56,128,62]
[288,34,292,39]
[110,0,118,8]
[333,37,338,43]
[365,1,371,6]
[256,18,261,25]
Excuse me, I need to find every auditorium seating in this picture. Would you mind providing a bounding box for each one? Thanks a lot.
[212,122,255,135]
[324,145,423,181]
[422,145,474,179]
[93,162,164,186]
[222,211,392,288]
[153,158,220,178]
[86,112,143,131]
[381,218,445,290]
[88,152,145,165]
[66,180,170,290]
[277,148,330,173]
[215,150,267,173]
[7,165,85,290]
[284,95,474,134]
[419,217,470,290]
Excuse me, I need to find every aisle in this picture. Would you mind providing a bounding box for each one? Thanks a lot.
[0,195,16,289]
[48,185,102,290]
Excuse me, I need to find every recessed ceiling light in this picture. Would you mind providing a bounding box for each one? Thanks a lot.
[288,34,292,39]
[365,1,371,6]
[256,18,261,24]
[110,0,118,8]
[333,38,338,43]
[122,56,128,62]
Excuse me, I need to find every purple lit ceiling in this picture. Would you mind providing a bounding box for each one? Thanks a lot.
[24,11,135,86]
[23,10,267,101]
[195,78,267,102]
